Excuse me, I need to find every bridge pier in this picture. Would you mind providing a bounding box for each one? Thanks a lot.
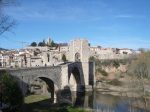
[61,61,96,93]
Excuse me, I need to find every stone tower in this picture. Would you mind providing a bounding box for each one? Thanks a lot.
[68,39,89,62]
[68,39,90,86]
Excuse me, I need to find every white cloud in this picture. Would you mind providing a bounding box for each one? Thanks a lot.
[115,14,134,18]
[4,0,110,22]
[114,14,145,19]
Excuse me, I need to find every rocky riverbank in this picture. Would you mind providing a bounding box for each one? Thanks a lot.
[95,75,150,99]
[96,81,140,97]
[90,53,150,99]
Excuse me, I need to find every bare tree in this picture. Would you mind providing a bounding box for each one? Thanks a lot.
[0,14,15,35]
[128,52,150,110]
[0,0,16,36]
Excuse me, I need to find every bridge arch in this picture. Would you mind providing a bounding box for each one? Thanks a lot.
[31,76,59,103]
[68,65,85,92]
[69,67,80,91]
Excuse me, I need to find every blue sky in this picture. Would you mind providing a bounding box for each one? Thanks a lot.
[0,0,150,49]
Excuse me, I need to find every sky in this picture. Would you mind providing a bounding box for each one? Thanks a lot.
[0,0,150,50]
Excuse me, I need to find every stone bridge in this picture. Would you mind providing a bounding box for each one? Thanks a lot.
[0,61,95,103]
[0,39,96,103]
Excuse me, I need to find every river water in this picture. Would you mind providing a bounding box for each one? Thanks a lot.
[23,91,150,112]
[72,91,150,112]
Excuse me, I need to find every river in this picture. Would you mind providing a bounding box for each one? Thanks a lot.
[23,91,150,112]
[72,91,150,112]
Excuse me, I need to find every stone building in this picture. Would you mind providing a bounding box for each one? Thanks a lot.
[90,47,115,59]
[90,46,134,60]
[0,53,10,67]
[117,48,133,54]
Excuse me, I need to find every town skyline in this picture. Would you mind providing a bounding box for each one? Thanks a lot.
[0,0,150,50]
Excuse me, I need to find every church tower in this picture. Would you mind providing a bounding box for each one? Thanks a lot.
[47,37,52,46]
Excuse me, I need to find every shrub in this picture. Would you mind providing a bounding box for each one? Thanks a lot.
[96,68,108,76]
[100,69,108,76]
[108,79,122,86]
[67,106,85,112]
[101,70,108,76]
[0,72,23,110]
[62,54,67,62]
[113,60,120,68]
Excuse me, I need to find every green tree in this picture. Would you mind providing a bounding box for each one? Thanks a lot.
[38,42,45,46]
[42,39,46,46]
[113,60,120,68]
[51,40,58,47]
[0,72,23,110]
[62,54,67,62]
[51,40,55,47]
[30,42,37,47]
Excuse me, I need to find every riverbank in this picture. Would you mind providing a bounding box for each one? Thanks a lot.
[95,74,150,99]
[91,54,150,99]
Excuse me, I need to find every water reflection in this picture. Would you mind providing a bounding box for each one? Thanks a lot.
[23,91,150,112]
[72,91,150,112]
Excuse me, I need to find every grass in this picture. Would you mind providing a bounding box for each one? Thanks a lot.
[21,95,52,112]
[24,95,50,104]
[67,106,86,112]
[21,95,87,112]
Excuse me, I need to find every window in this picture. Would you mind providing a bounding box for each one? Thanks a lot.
[47,54,50,62]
